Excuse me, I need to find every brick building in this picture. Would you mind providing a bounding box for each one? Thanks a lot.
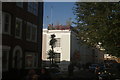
[1,2,43,79]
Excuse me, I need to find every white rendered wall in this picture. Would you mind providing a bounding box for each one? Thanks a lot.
[42,33,47,60]
[42,29,71,70]
[42,29,104,69]
[43,30,71,62]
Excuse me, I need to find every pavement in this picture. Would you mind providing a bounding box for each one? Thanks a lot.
[51,69,96,80]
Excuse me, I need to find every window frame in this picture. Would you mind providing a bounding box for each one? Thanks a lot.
[2,12,11,35]
[54,53,60,63]
[26,22,37,42]
[33,2,38,16]
[31,24,37,42]
[12,46,22,69]
[25,52,35,69]
[2,46,10,71]
[55,38,61,47]
[26,22,32,41]
[15,17,22,39]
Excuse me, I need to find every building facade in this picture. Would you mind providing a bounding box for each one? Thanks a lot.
[1,2,43,79]
[42,26,104,71]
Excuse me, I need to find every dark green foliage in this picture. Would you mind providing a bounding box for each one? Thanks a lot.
[47,50,55,59]
[73,2,120,57]
[49,34,57,47]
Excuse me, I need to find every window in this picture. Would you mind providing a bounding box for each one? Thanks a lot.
[28,2,33,12]
[55,38,61,47]
[28,2,38,16]
[16,2,23,8]
[2,50,9,71]
[15,18,22,38]
[14,50,21,69]
[12,46,22,69]
[54,53,60,63]
[33,2,38,15]
[2,12,11,34]
[31,24,37,41]
[26,22,37,42]
[25,53,34,68]
[26,22,32,40]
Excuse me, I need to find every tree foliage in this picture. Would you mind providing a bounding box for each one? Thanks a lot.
[73,2,120,57]
[47,49,55,59]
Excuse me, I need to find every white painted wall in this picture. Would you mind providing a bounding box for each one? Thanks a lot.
[42,29,104,70]
[43,30,71,61]
[42,30,47,61]
[42,29,71,70]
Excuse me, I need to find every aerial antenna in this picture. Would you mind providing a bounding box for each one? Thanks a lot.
[51,6,53,26]
[46,15,49,27]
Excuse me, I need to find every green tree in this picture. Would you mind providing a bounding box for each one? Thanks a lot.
[73,2,120,57]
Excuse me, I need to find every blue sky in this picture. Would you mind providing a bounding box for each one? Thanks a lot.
[43,2,76,28]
